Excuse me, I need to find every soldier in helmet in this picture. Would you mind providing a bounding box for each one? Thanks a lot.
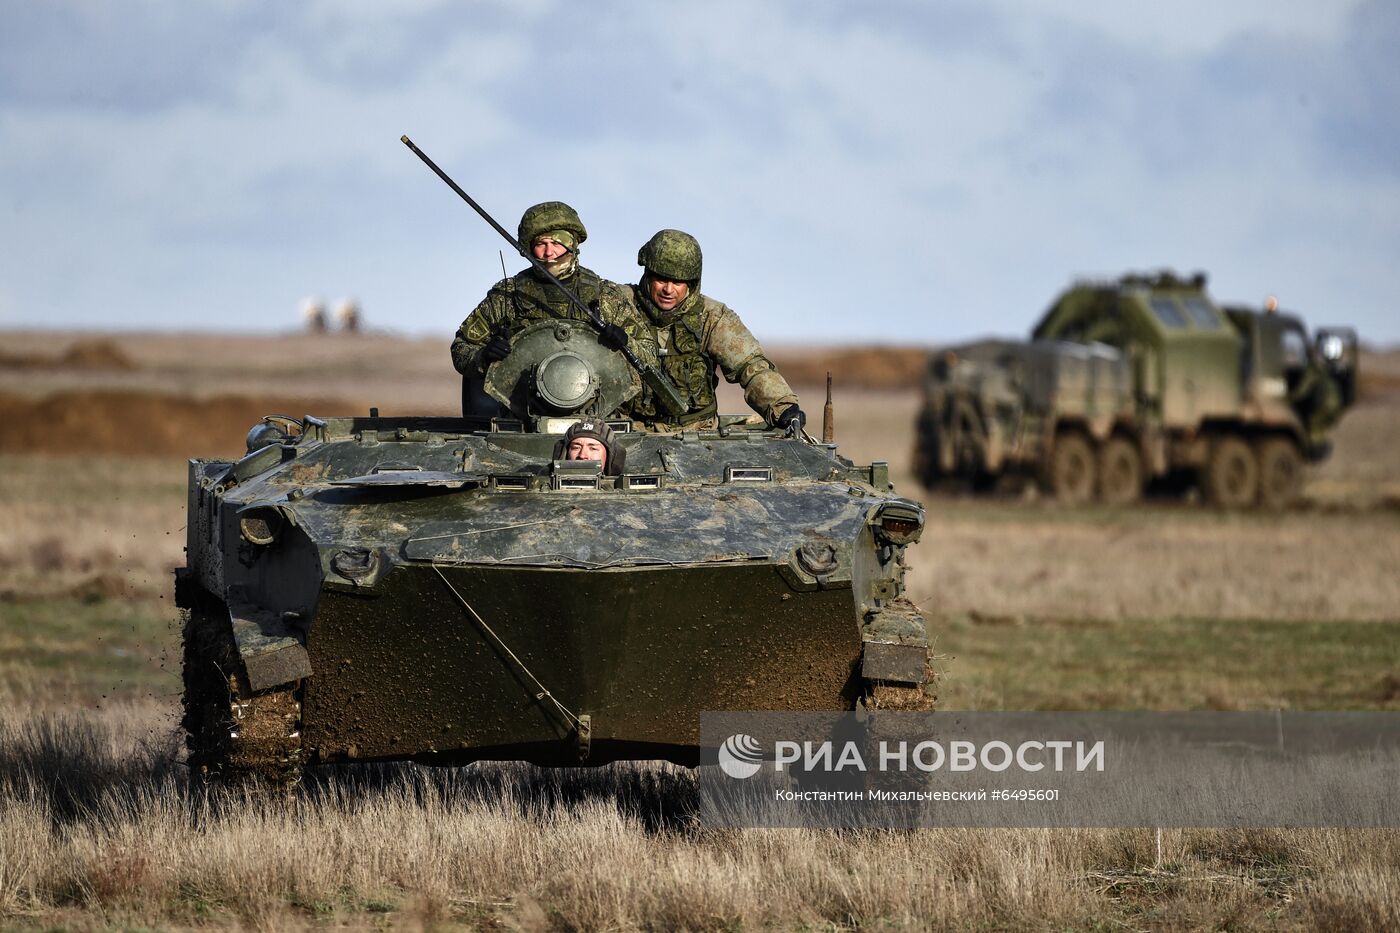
[553,418,626,476]
[622,229,802,432]
[450,202,657,384]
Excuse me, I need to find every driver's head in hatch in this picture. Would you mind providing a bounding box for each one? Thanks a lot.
[567,433,606,465]
[558,419,626,476]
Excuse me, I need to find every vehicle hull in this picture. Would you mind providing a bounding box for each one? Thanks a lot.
[303,562,859,767]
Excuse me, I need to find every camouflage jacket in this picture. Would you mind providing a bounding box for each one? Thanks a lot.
[622,287,798,428]
[1288,360,1344,447]
[451,266,658,376]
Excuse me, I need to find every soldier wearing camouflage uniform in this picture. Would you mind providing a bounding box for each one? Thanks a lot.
[450,202,657,381]
[622,229,803,431]
[1287,351,1345,451]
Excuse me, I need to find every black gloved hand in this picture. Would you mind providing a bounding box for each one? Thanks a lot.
[483,333,512,362]
[775,405,806,433]
[598,323,629,351]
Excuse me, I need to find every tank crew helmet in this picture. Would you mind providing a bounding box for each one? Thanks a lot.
[555,418,626,476]
[637,229,702,287]
[518,201,587,253]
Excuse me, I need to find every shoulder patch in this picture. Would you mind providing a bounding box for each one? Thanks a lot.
[463,315,492,342]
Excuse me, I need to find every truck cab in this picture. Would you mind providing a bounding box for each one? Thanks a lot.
[1225,307,1357,458]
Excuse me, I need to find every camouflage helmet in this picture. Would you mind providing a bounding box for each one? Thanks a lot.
[637,229,702,284]
[518,201,587,248]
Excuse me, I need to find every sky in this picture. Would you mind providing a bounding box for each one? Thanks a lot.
[1,0,1396,344]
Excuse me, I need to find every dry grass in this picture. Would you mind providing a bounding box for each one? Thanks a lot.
[0,455,186,599]
[785,386,1400,623]
[3,332,1399,928]
[909,502,1400,623]
[1,702,1398,931]
[0,598,178,710]
[937,614,1400,710]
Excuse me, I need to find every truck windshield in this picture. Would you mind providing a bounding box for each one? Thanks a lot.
[1149,297,1187,329]
[1280,327,1309,370]
[1180,296,1222,329]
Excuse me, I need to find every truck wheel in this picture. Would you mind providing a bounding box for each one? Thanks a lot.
[1097,437,1143,505]
[1256,437,1304,509]
[1203,436,1259,508]
[1047,432,1096,505]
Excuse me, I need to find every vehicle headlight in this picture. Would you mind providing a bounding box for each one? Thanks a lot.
[874,502,924,546]
[239,507,286,546]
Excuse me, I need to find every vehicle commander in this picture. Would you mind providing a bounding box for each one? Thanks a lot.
[450,202,657,378]
[621,229,803,432]
[555,419,625,476]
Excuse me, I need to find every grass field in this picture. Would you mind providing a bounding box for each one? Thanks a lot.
[1,332,1398,929]
[2,703,1398,930]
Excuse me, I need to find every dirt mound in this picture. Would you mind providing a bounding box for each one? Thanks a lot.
[0,390,360,458]
[0,339,136,371]
[772,346,1398,397]
[769,346,929,390]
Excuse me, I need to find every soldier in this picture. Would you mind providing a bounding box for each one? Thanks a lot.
[333,297,361,334]
[450,202,656,379]
[622,229,803,432]
[1287,350,1344,451]
[300,297,328,334]
[554,419,625,475]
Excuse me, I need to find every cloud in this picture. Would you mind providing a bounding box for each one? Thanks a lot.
[0,0,1395,344]
[1003,0,1354,54]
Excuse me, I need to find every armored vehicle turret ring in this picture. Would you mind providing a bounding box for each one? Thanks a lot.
[535,351,598,410]
[483,318,638,427]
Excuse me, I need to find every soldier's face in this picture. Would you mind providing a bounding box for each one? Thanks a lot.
[648,276,690,311]
[566,437,607,467]
[532,237,568,262]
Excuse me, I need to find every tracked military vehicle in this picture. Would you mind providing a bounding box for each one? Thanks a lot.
[178,320,932,785]
[914,272,1357,508]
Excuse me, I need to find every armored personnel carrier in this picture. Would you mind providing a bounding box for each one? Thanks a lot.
[178,320,932,785]
[914,272,1357,508]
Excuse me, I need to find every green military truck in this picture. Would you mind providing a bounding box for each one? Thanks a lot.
[913,272,1357,508]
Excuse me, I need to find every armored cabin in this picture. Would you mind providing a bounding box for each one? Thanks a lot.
[1032,273,1244,428]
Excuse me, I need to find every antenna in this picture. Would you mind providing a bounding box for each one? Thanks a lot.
[400,134,686,414]
[822,372,835,444]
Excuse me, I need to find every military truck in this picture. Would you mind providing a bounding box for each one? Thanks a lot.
[913,272,1357,508]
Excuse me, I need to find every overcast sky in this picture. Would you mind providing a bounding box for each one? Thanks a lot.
[1,0,1396,344]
